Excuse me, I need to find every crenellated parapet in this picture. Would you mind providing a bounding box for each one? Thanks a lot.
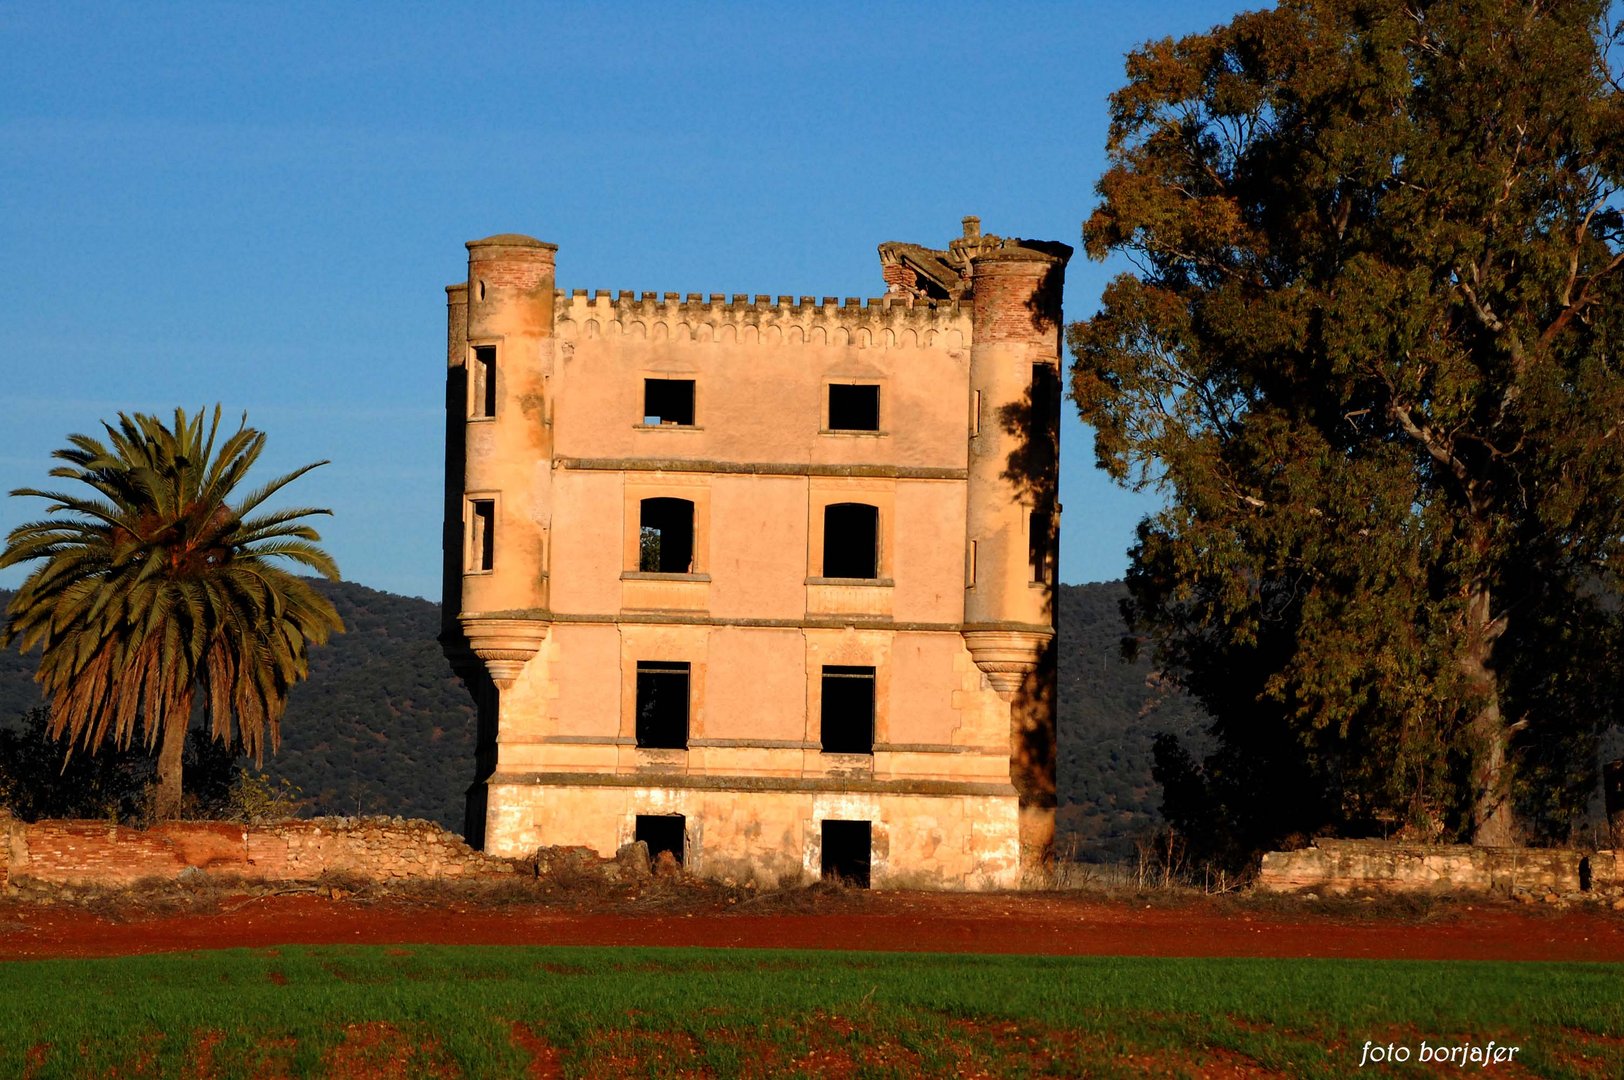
[552,291,971,348]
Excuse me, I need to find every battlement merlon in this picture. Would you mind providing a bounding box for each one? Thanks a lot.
[549,290,973,346]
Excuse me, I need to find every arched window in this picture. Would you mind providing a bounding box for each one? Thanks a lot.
[639,497,695,573]
[822,503,878,579]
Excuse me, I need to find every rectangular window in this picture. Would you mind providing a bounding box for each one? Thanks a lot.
[468,499,495,572]
[635,814,685,866]
[828,384,879,431]
[635,661,690,749]
[967,539,977,589]
[820,665,875,754]
[471,346,497,419]
[1029,510,1050,584]
[970,389,981,437]
[1031,362,1057,421]
[643,378,695,426]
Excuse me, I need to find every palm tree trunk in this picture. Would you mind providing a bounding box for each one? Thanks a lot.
[153,709,187,820]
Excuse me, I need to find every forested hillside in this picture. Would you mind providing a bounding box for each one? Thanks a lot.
[0,583,477,830]
[1056,583,1209,859]
[0,581,1208,851]
[267,581,476,827]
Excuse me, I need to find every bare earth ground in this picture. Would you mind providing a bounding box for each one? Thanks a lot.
[2,887,1622,961]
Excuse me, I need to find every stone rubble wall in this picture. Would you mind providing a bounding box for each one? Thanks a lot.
[0,811,515,887]
[1258,838,1623,897]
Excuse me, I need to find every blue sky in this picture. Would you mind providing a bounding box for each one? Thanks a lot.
[0,1,1250,600]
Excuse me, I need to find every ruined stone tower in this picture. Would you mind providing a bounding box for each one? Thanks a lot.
[441,219,1067,888]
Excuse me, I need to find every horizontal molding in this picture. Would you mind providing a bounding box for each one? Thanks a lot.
[620,571,712,582]
[545,612,965,632]
[692,738,814,749]
[459,613,1048,636]
[486,771,1017,798]
[961,620,1056,635]
[875,742,1003,755]
[522,737,1004,755]
[555,456,965,481]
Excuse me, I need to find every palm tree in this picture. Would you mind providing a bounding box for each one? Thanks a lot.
[0,407,344,818]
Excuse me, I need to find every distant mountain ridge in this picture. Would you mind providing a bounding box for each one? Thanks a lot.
[0,580,1206,850]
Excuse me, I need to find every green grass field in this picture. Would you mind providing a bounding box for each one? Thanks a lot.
[1,947,1619,1077]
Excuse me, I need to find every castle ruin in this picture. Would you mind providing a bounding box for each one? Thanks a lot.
[440,218,1067,888]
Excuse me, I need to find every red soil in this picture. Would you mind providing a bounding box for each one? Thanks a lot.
[1,891,1620,962]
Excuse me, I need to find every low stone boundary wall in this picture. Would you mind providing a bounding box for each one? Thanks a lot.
[1258,839,1623,898]
[0,813,515,887]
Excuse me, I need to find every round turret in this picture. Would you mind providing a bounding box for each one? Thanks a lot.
[457,234,558,682]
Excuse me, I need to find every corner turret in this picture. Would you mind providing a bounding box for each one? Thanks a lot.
[959,229,1070,869]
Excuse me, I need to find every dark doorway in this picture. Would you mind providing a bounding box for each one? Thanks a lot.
[635,661,690,749]
[821,819,872,888]
[822,503,879,579]
[636,814,685,866]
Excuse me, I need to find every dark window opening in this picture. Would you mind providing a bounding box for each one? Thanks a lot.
[821,665,875,754]
[636,814,685,866]
[1029,510,1051,584]
[821,820,871,888]
[635,661,690,749]
[1580,856,1592,892]
[1031,362,1058,421]
[643,378,695,426]
[639,497,695,573]
[828,384,880,431]
[822,503,878,579]
[471,345,497,418]
[469,500,495,572]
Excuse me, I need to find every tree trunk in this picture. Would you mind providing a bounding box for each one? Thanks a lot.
[1464,585,1517,847]
[153,711,187,820]
[1604,759,1624,848]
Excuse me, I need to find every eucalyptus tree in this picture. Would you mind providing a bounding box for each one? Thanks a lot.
[1073,0,1624,849]
[1,407,344,818]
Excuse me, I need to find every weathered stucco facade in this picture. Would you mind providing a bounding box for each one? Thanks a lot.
[440,219,1067,889]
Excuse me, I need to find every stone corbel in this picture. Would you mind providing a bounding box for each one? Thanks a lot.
[458,615,550,690]
[961,627,1051,700]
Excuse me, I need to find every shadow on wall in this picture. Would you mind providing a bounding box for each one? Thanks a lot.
[996,258,1065,824]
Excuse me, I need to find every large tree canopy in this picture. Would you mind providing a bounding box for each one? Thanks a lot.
[1072,0,1624,851]
[0,407,344,818]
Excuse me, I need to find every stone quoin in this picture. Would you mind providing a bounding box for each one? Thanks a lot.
[439,219,1069,889]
